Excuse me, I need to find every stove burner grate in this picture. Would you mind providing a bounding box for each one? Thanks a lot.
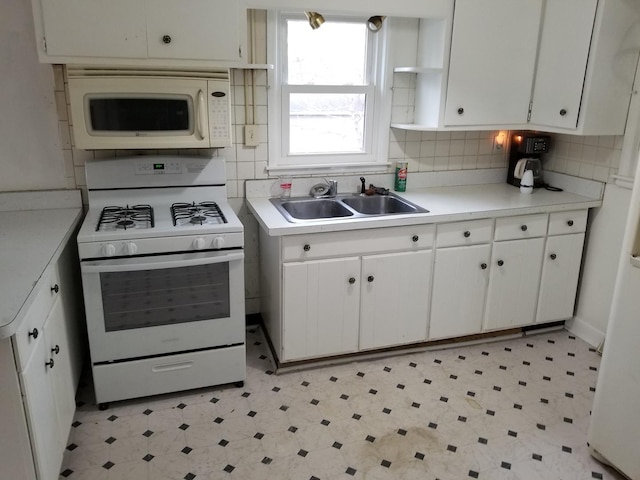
[96,205,154,231]
[171,201,227,226]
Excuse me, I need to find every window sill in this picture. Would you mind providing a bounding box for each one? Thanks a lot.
[266,161,391,176]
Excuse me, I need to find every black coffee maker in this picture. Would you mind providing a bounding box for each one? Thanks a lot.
[507,133,550,188]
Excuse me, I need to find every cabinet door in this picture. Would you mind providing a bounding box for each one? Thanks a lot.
[444,0,542,126]
[537,233,586,323]
[146,0,241,61]
[429,244,491,339]
[359,250,432,350]
[19,300,63,480]
[484,238,545,330]
[282,258,360,361]
[39,0,147,58]
[529,0,597,129]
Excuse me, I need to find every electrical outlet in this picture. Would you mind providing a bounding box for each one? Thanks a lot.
[244,125,259,147]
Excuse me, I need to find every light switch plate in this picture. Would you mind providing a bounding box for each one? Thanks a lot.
[244,125,259,147]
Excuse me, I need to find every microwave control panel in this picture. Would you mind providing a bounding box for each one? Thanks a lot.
[208,80,231,147]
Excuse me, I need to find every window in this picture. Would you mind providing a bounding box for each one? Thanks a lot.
[267,12,391,172]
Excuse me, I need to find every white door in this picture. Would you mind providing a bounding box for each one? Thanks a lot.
[529,0,597,129]
[39,0,147,58]
[429,244,491,339]
[282,258,360,361]
[444,0,542,126]
[537,233,586,322]
[484,238,545,330]
[146,0,241,61]
[359,250,432,349]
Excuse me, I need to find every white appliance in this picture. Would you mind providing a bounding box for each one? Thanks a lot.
[77,155,245,408]
[67,67,232,150]
[588,155,640,479]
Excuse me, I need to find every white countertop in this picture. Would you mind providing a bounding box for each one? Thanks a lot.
[0,191,83,338]
[247,180,603,237]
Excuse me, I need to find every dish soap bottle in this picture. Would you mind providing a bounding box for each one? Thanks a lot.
[394,161,408,192]
[520,169,534,194]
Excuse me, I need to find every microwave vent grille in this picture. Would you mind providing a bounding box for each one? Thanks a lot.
[66,66,229,80]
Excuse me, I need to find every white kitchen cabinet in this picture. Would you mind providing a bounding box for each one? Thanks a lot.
[443,0,542,127]
[429,244,491,340]
[360,250,432,349]
[32,0,245,65]
[282,258,360,361]
[528,0,597,129]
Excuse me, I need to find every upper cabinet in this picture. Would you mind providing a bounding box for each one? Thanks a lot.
[31,0,247,66]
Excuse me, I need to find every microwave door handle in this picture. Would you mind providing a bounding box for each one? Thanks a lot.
[81,251,243,273]
[196,89,206,140]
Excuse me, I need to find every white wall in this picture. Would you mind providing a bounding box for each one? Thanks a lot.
[0,0,71,191]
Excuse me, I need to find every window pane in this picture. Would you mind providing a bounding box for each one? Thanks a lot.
[289,93,365,154]
[287,20,368,86]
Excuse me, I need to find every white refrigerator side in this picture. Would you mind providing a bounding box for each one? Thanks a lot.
[587,152,640,479]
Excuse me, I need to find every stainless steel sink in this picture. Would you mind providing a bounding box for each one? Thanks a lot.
[270,193,428,223]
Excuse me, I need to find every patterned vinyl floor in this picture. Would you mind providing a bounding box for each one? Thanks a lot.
[59,327,626,480]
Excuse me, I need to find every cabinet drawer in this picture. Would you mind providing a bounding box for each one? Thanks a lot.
[548,210,588,235]
[282,225,435,261]
[494,214,548,241]
[12,266,61,372]
[436,219,493,247]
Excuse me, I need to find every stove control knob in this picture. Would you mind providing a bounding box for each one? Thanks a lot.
[193,237,206,250]
[103,244,116,257]
[213,236,225,249]
[124,242,138,256]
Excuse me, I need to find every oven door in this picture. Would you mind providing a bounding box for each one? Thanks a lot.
[80,250,244,363]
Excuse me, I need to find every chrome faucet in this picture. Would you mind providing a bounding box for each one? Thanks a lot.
[327,179,338,196]
[310,178,338,198]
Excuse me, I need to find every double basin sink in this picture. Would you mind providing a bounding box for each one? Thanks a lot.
[271,193,429,223]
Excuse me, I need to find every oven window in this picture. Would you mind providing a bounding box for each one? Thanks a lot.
[100,263,230,331]
[88,97,191,132]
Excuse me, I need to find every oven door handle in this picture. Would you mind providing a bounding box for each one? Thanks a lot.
[81,251,243,273]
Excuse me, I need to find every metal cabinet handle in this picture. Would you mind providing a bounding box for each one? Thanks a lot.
[457,107,464,115]
[51,284,59,294]
[480,263,487,270]
[463,231,471,238]
[28,328,38,339]
[367,275,375,283]
[521,225,528,232]
[497,260,504,266]
[559,108,567,116]
[348,277,356,284]
[45,358,54,369]
[567,220,574,226]
[303,244,311,252]
[52,345,60,355]
[412,235,419,242]
[550,253,557,260]
[162,34,172,44]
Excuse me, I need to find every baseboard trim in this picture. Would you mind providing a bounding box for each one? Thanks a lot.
[565,316,605,348]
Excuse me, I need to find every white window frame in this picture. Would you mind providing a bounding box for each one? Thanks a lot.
[267,10,392,174]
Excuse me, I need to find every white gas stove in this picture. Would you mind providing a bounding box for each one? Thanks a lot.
[77,155,246,409]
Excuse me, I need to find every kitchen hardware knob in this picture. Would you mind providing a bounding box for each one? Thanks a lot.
[303,244,311,252]
[497,260,504,266]
[51,284,59,294]
[348,277,356,284]
[480,263,487,270]
[559,108,567,116]
[463,230,471,238]
[28,328,38,339]
[567,220,574,226]
[193,237,206,250]
[521,225,528,232]
[457,107,464,115]
[45,358,54,369]
[412,235,419,242]
[367,275,375,283]
[103,243,116,257]
[124,242,138,256]
[162,35,172,44]
[51,345,60,355]
[213,236,226,249]
[550,253,557,260]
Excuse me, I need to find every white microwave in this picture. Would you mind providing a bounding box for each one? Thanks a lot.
[68,69,232,150]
